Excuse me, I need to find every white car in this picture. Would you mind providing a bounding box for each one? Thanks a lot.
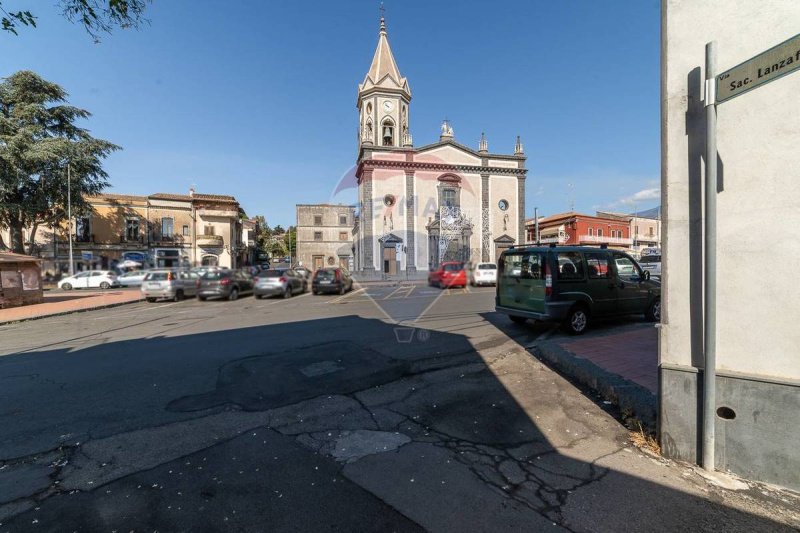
[638,254,662,279]
[117,270,149,287]
[58,270,119,290]
[470,262,498,286]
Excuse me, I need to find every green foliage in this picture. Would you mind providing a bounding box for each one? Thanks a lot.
[1,0,151,42]
[0,70,119,253]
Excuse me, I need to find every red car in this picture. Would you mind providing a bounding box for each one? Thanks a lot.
[428,262,467,289]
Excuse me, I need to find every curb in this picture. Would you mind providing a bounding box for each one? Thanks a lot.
[0,297,143,326]
[530,339,657,431]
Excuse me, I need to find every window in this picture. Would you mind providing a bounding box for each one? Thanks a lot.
[314,231,322,241]
[588,228,594,236]
[161,217,174,239]
[557,252,585,280]
[500,252,543,279]
[597,228,603,237]
[339,232,348,241]
[612,252,642,281]
[124,218,139,241]
[182,225,190,236]
[382,120,394,146]
[314,215,323,226]
[648,227,654,236]
[635,225,639,235]
[339,215,348,225]
[76,217,91,242]
[585,252,610,279]
[441,188,457,208]
[204,225,215,236]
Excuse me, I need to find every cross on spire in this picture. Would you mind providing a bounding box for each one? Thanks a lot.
[379,2,386,31]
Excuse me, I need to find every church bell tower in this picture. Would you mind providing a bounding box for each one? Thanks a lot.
[357,14,412,151]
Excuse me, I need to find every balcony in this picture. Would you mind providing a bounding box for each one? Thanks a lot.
[579,234,633,246]
[197,234,224,246]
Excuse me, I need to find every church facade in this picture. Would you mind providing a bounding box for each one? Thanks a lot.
[353,16,528,275]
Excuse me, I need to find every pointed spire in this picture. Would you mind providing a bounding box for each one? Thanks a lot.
[359,10,411,99]
[514,135,524,155]
[479,132,488,153]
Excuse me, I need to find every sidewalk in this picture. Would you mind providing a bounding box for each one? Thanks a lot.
[0,288,142,325]
[531,323,658,429]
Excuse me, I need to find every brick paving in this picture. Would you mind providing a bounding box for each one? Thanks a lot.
[0,288,142,324]
[558,326,658,393]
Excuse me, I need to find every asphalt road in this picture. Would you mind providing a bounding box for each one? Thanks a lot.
[0,284,796,532]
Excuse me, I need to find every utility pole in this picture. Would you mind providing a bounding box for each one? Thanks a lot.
[67,163,74,276]
[702,41,718,472]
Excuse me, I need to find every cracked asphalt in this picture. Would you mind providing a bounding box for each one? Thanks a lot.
[1,284,798,532]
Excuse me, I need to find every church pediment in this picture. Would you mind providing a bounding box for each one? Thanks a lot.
[416,142,483,166]
[494,234,516,244]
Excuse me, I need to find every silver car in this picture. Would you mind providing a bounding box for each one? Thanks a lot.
[141,269,198,302]
[117,270,149,287]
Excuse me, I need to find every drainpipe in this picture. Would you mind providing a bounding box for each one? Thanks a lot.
[702,41,718,472]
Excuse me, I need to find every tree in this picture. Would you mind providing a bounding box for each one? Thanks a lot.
[272,224,285,235]
[284,226,297,256]
[0,70,119,254]
[1,0,151,42]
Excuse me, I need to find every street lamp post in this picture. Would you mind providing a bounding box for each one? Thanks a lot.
[67,163,74,276]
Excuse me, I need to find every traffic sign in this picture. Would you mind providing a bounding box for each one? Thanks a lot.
[81,251,93,261]
[716,33,800,104]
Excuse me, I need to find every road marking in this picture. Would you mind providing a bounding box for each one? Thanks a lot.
[329,287,365,304]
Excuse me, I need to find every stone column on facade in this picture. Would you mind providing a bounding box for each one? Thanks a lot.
[405,170,416,272]
[481,173,490,262]
[517,174,526,245]
[362,169,375,271]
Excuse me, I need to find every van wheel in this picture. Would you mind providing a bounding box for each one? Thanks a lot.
[173,290,184,302]
[646,298,661,322]
[509,315,527,325]
[564,305,589,335]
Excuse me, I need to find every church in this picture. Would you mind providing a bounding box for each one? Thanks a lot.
[353,15,528,276]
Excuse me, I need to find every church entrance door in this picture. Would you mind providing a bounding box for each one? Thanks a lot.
[383,247,397,275]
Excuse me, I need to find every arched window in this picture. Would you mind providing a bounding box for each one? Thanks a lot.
[382,120,394,146]
[597,228,604,237]
[588,228,593,236]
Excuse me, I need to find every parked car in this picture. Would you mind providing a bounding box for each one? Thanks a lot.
[293,265,312,281]
[311,267,353,295]
[254,268,306,299]
[469,262,497,286]
[58,270,119,290]
[197,269,254,301]
[141,269,198,302]
[496,245,661,335]
[638,254,662,279]
[117,270,148,287]
[428,262,467,289]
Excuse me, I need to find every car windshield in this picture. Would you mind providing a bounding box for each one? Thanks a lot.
[443,263,463,272]
[202,271,228,280]
[258,270,285,278]
[478,264,496,270]
[146,272,170,281]
[638,255,661,263]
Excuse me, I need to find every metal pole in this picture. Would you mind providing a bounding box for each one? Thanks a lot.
[534,207,539,244]
[702,41,718,472]
[67,163,74,276]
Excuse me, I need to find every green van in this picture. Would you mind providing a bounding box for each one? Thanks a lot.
[496,245,661,334]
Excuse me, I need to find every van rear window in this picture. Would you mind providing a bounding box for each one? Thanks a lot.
[501,253,544,279]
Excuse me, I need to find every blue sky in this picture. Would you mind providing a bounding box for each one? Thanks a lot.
[4,0,661,226]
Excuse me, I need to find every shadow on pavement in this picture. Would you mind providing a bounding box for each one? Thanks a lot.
[0,314,790,531]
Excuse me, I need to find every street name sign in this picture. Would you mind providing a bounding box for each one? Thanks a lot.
[716,33,800,103]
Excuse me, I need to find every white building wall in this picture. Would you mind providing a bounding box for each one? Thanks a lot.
[661,0,800,489]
